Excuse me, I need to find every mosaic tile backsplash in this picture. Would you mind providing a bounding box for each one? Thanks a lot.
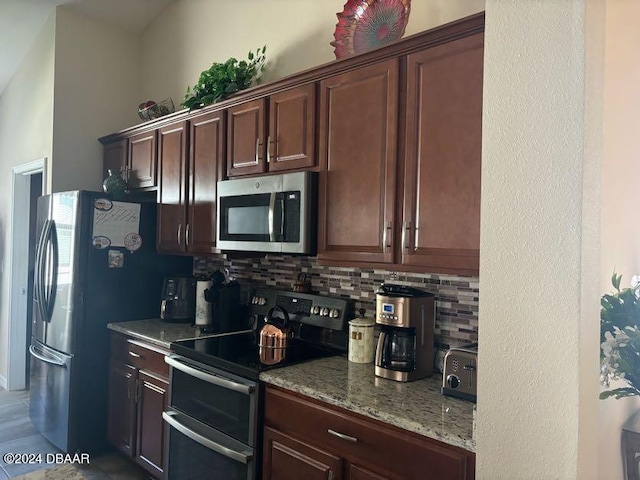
[194,255,479,357]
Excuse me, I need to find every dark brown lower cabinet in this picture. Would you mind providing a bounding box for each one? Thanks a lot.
[107,332,169,479]
[263,427,343,480]
[263,386,475,480]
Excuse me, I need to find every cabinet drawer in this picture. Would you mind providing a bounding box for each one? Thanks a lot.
[264,387,472,480]
[110,332,169,377]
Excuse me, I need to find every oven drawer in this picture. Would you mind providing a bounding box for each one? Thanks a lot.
[264,386,471,480]
[165,355,259,447]
[110,332,169,377]
[164,408,255,480]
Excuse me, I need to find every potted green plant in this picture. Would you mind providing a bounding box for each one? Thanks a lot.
[600,272,640,399]
[182,46,266,110]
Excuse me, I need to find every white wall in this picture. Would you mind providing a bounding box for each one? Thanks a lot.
[599,1,640,478]
[140,0,484,110]
[51,7,142,192]
[478,1,600,478]
[0,13,56,383]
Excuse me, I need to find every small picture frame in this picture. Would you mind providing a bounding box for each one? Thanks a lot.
[108,250,124,268]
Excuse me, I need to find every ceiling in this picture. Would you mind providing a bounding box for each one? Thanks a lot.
[0,0,173,95]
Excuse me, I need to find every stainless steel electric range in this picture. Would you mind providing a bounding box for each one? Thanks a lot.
[163,288,354,480]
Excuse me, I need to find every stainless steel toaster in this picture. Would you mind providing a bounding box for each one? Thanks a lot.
[441,344,478,402]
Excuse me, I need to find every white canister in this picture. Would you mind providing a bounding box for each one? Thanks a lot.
[195,280,213,326]
[348,310,376,363]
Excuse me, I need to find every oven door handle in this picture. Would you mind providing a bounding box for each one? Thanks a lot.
[165,355,255,395]
[163,411,253,464]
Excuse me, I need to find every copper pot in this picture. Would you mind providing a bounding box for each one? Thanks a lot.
[259,306,291,365]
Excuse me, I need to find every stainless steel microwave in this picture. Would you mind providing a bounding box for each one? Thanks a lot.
[216,172,316,254]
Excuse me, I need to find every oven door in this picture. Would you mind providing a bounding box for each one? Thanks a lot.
[165,354,259,446]
[164,408,254,480]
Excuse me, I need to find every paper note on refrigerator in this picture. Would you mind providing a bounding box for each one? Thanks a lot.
[92,199,140,248]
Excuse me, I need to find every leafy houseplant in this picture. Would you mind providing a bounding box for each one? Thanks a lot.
[600,272,640,399]
[182,46,266,110]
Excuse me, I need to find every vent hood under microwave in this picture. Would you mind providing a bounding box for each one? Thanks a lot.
[216,171,317,255]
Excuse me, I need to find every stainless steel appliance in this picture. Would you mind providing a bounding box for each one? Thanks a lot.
[442,344,478,402]
[216,171,317,254]
[164,288,354,479]
[29,191,192,453]
[374,284,435,382]
[160,276,196,322]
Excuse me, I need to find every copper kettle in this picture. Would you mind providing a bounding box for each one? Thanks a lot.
[259,306,291,365]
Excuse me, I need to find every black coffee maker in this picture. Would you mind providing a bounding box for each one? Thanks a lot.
[374,284,435,382]
[160,276,196,322]
[199,270,244,334]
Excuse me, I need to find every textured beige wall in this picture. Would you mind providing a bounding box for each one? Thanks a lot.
[478,1,600,478]
[0,13,55,386]
[140,0,484,110]
[52,7,141,192]
[599,1,640,478]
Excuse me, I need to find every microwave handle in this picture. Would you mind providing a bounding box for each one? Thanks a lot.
[268,192,276,242]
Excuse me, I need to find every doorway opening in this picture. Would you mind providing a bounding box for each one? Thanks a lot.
[6,159,46,391]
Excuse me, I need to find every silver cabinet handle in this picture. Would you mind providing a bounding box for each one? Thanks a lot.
[402,221,411,251]
[128,351,141,358]
[266,135,271,163]
[163,411,253,464]
[382,222,392,252]
[255,137,260,165]
[185,223,191,247]
[165,355,255,395]
[327,429,358,443]
[177,223,182,246]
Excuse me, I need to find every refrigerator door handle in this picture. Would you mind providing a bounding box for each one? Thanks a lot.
[29,344,66,368]
[44,221,59,321]
[35,220,51,323]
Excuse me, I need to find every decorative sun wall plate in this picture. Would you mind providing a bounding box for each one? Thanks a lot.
[330,0,412,59]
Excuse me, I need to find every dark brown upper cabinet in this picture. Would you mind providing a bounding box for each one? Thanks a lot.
[102,138,127,181]
[157,111,225,255]
[226,84,316,177]
[128,130,157,189]
[316,59,399,265]
[401,32,484,275]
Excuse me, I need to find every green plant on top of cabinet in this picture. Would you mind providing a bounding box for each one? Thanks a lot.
[157,110,225,254]
[227,83,316,177]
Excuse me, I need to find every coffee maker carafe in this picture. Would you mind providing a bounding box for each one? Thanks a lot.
[374,284,435,382]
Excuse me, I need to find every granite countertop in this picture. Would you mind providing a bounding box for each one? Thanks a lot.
[260,356,476,452]
[107,318,224,349]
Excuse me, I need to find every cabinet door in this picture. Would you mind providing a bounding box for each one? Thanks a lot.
[227,98,266,176]
[263,427,342,480]
[401,33,484,275]
[136,371,169,478]
[188,110,224,254]
[157,121,188,253]
[103,138,127,182]
[107,360,137,457]
[349,464,392,480]
[268,84,316,172]
[317,59,398,264]
[128,131,157,189]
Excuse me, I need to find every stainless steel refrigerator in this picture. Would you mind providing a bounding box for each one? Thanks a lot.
[29,191,192,454]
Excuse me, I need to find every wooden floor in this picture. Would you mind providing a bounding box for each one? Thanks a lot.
[0,387,150,479]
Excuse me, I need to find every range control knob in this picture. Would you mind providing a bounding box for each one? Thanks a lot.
[258,297,267,306]
[329,308,340,318]
[251,296,258,305]
[311,306,320,315]
[320,307,330,317]
[446,374,460,389]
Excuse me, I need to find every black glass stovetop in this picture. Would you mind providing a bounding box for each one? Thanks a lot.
[171,331,344,381]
